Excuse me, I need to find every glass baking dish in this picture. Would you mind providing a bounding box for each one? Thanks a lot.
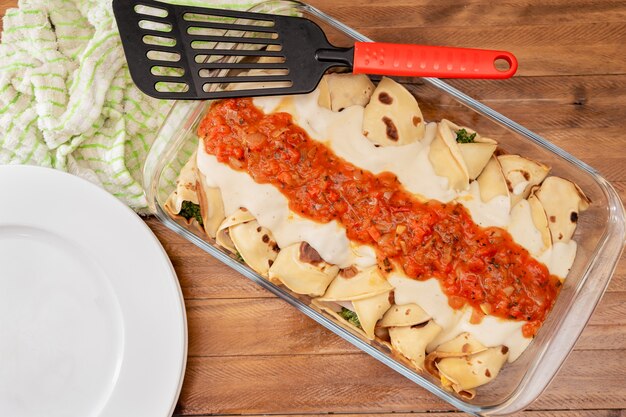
[143,1,626,414]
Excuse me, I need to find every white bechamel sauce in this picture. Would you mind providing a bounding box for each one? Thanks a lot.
[539,241,577,278]
[351,245,378,267]
[250,95,283,114]
[195,87,577,361]
[513,180,530,195]
[390,274,531,362]
[458,181,511,228]
[508,199,547,256]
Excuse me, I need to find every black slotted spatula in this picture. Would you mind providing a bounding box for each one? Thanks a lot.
[113,0,517,100]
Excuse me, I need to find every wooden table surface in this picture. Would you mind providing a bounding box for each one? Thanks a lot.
[3,0,625,416]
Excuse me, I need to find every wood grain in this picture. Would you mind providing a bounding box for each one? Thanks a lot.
[1,0,625,415]
[184,298,626,357]
[314,1,626,27]
[174,350,626,415]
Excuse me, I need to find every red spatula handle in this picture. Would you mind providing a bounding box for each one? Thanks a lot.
[352,42,517,79]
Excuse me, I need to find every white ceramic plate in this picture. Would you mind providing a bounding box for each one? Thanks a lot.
[0,166,187,417]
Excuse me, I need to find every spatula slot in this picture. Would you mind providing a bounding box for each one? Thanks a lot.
[197,62,287,70]
[194,54,286,65]
[198,68,289,78]
[155,81,189,93]
[195,54,221,64]
[134,4,168,18]
[203,80,292,93]
[195,49,284,58]
[191,43,281,57]
[183,12,275,25]
[184,21,276,34]
[190,36,280,47]
[193,48,285,66]
[201,75,291,84]
[187,26,276,40]
[139,20,172,33]
[147,50,181,62]
[151,66,185,77]
[143,35,176,47]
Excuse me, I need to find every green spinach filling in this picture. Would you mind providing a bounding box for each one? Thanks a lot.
[455,128,476,143]
[179,201,203,226]
[338,307,362,329]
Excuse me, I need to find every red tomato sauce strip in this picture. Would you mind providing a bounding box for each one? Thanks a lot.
[198,98,561,337]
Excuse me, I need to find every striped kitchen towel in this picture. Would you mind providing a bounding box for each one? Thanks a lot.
[0,0,257,212]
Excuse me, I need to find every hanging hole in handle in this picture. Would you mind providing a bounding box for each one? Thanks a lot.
[494,56,512,72]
